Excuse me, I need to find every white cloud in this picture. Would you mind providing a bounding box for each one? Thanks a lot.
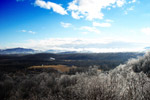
[128,6,134,11]
[21,30,26,32]
[124,6,134,14]
[35,0,67,15]
[68,0,135,20]
[20,30,36,34]
[141,27,150,35]
[28,31,36,34]
[93,22,111,27]
[60,22,72,28]
[132,0,136,3]
[71,11,83,19]
[80,26,101,34]
[117,0,126,7]
[107,7,111,10]
[129,0,136,3]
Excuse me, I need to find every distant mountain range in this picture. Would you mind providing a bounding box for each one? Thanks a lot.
[0,48,39,54]
[0,48,80,54]
[0,47,149,54]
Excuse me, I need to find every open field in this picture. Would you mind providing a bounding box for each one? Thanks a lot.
[29,65,76,72]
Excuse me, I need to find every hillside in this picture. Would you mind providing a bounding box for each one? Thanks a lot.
[0,52,150,100]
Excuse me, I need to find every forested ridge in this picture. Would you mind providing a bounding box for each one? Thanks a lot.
[1,52,150,100]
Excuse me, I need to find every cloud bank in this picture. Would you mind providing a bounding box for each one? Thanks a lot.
[10,38,148,53]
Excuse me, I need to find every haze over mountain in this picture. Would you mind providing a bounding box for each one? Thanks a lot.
[0,46,149,54]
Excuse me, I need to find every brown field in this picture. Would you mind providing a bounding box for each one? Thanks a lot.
[29,65,76,72]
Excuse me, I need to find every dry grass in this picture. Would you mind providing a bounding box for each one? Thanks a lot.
[97,69,102,72]
[29,65,76,72]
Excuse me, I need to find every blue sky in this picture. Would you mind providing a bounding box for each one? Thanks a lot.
[0,0,150,52]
